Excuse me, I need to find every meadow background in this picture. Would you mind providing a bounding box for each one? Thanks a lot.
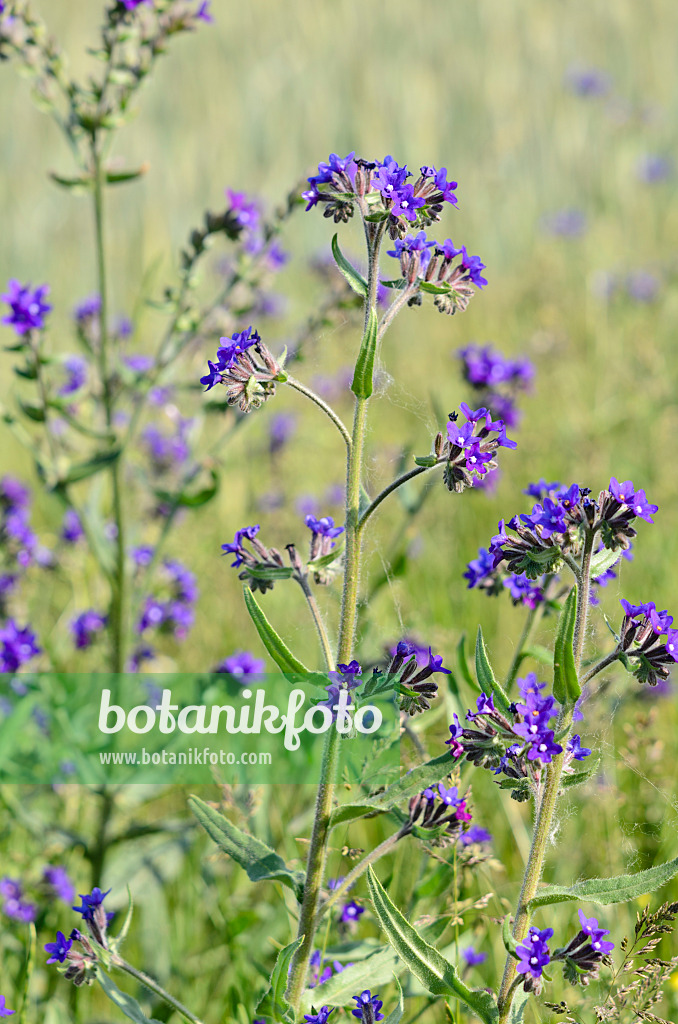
[1,1,678,1022]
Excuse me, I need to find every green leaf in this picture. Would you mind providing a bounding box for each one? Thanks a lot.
[382,976,404,1024]
[242,588,323,686]
[475,626,510,712]
[245,565,295,582]
[508,989,530,1023]
[299,947,400,1012]
[255,936,304,1021]
[189,796,305,901]
[17,922,36,1024]
[501,914,519,956]
[17,400,45,422]
[457,634,477,691]
[153,468,220,509]
[97,972,162,1024]
[367,868,498,1024]
[379,278,407,290]
[553,587,581,705]
[413,455,438,468]
[308,540,345,570]
[329,753,452,828]
[528,854,678,910]
[331,234,368,297]
[589,547,621,579]
[59,447,122,485]
[109,887,134,954]
[418,281,451,295]
[520,644,553,667]
[106,164,149,185]
[351,308,380,400]
[561,756,601,790]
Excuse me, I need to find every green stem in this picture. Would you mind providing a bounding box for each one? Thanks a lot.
[317,831,401,922]
[285,376,352,450]
[298,577,336,674]
[504,605,539,692]
[92,141,126,673]
[497,535,592,1022]
[113,957,204,1024]
[27,330,59,470]
[286,217,385,1014]
[284,726,340,1013]
[357,464,431,532]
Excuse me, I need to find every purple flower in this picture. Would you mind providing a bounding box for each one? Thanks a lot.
[214,650,265,681]
[226,189,261,233]
[74,294,101,323]
[0,477,30,509]
[459,249,488,288]
[636,154,672,184]
[305,515,344,539]
[374,157,409,198]
[503,574,543,610]
[626,270,660,303]
[195,0,213,21]
[120,0,152,10]
[43,866,75,904]
[564,66,610,97]
[44,930,73,964]
[352,991,384,1022]
[0,996,15,1018]
[541,208,587,238]
[445,714,464,758]
[387,231,436,269]
[132,545,154,567]
[522,496,567,539]
[459,825,492,846]
[340,900,364,924]
[304,1010,334,1024]
[462,947,487,966]
[61,508,84,544]
[524,479,561,500]
[72,887,111,922]
[516,927,552,979]
[389,184,425,222]
[1,280,52,335]
[269,412,296,454]
[1,878,37,923]
[59,356,87,396]
[0,620,40,672]
[630,488,658,523]
[70,610,107,649]
[567,735,591,761]
[578,909,615,954]
[221,524,260,567]
[463,547,495,589]
[124,354,154,374]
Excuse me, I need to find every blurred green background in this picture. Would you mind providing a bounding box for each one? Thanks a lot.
[2,0,678,675]
[2,2,678,1023]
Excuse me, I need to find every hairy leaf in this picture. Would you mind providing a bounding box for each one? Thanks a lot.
[367,868,498,1023]
[329,753,452,828]
[529,855,678,909]
[255,936,303,1021]
[351,308,380,400]
[97,973,162,1024]
[331,233,368,297]
[242,587,326,688]
[189,796,305,901]
[475,626,510,712]
[553,586,581,705]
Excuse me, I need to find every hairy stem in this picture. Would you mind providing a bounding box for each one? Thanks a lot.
[113,957,205,1024]
[317,831,401,922]
[580,648,621,686]
[285,376,352,450]
[92,142,126,673]
[298,577,336,674]
[286,218,384,1014]
[357,465,431,531]
[497,538,592,1022]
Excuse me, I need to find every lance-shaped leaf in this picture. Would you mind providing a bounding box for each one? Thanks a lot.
[561,755,601,790]
[242,587,326,688]
[331,234,368,297]
[367,868,498,1024]
[475,626,510,712]
[553,587,581,705]
[59,447,122,486]
[351,308,379,400]
[255,936,304,1021]
[299,947,400,1012]
[528,854,678,910]
[109,887,134,954]
[329,753,452,828]
[153,467,220,509]
[189,796,305,902]
[97,973,163,1024]
[589,546,622,579]
[382,976,404,1024]
[508,990,530,1023]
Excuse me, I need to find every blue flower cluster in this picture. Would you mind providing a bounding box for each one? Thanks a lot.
[457,344,533,428]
